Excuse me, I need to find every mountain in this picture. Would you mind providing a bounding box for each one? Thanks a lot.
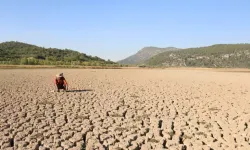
[145,44,250,68]
[118,46,179,65]
[0,41,116,66]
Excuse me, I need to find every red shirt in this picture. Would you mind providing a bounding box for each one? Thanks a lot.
[54,77,67,86]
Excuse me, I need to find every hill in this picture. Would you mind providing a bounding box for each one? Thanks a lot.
[118,46,179,65]
[0,41,116,66]
[145,44,250,68]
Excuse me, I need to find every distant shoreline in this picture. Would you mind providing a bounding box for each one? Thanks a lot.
[0,65,250,72]
[0,65,135,69]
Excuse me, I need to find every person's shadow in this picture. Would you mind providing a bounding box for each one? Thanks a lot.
[66,89,93,92]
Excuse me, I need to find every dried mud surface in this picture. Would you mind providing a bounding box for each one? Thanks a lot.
[0,69,249,150]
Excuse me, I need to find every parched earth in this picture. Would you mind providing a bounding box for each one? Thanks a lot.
[0,69,249,150]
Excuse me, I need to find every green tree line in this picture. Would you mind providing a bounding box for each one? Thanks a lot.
[145,44,250,68]
[0,41,121,66]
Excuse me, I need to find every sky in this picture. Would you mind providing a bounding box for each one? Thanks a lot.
[1,0,250,61]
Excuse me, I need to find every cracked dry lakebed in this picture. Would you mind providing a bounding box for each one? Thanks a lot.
[0,69,249,150]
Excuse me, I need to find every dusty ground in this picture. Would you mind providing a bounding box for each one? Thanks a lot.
[0,69,249,150]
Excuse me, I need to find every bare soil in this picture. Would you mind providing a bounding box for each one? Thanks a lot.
[0,69,249,150]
